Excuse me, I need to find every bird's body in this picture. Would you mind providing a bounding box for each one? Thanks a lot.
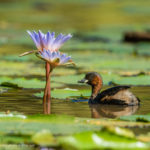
[89,85,140,105]
[78,72,140,106]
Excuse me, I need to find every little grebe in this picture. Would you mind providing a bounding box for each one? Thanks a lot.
[78,72,140,105]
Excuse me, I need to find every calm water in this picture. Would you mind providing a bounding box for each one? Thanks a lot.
[0,86,150,118]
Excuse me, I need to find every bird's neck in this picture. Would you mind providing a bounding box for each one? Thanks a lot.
[91,82,102,100]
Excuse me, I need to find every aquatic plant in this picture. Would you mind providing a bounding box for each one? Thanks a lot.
[38,49,72,68]
[20,30,73,114]
[27,30,72,52]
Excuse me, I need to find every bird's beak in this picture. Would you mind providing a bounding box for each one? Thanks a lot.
[78,79,88,83]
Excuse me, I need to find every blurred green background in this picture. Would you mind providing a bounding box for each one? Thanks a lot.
[0,0,150,86]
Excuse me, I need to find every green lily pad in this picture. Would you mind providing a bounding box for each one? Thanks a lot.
[34,88,90,99]
[0,114,102,136]
[0,77,63,89]
[0,113,149,137]
[0,135,31,145]
[102,126,135,138]
[1,82,20,89]
[0,144,33,150]
[0,113,149,148]
[0,61,45,76]
[0,59,76,76]
[52,72,150,86]
[52,74,83,85]
[71,50,150,72]
[32,130,58,147]
[120,115,150,122]
[59,131,148,150]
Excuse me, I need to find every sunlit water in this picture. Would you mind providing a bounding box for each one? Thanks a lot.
[0,86,150,119]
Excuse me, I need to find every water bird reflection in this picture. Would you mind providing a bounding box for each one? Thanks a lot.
[90,104,139,118]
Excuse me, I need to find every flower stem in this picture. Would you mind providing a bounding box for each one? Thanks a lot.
[47,70,51,114]
[43,62,51,114]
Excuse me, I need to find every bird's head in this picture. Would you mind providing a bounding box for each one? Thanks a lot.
[78,72,103,87]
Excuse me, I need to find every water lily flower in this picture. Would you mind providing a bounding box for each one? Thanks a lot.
[37,49,73,68]
[20,30,72,57]
[27,30,72,52]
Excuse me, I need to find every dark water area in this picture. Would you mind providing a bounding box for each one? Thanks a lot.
[0,86,150,119]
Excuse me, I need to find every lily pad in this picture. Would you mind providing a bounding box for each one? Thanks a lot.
[34,88,90,99]
[0,144,33,150]
[0,77,63,89]
[0,113,149,148]
[0,135,31,145]
[120,115,150,122]
[32,130,58,147]
[102,126,135,138]
[0,113,149,137]
[0,114,102,136]
[53,72,150,86]
[59,131,148,150]
[0,60,76,76]
[0,61,45,76]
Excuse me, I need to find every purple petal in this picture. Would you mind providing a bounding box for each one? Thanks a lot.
[38,30,45,38]
[33,31,39,42]
[51,34,65,50]
[52,51,56,58]
[47,32,55,50]
[61,34,72,44]
[53,34,72,50]
[60,53,68,63]
[38,30,48,49]
[45,50,51,60]
[53,33,63,43]
[60,56,71,64]
[27,30,42,50]
[27,30,72,52]
[46,31,51,45]
[56,51,61,58]
[60,53,67,59]
[38,30,45,49]
[41,49,49,59]
[51,32,55,38]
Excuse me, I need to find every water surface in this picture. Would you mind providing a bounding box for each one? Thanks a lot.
[0,86,150,118]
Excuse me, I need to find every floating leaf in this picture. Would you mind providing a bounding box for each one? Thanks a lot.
[59,131,148,150]
[0,113,149,149]
[0,61,45,76]
[102,126,135,138]
[0,135,31,145]
[120,115,150,122]
[1,82,20,89]
[0,114,102,136]
[34,88,90,99]
[0,144,33,150]
[0,77,63,89]
[32,130,58,146]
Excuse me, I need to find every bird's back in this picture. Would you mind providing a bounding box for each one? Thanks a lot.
[90,86,140,105]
